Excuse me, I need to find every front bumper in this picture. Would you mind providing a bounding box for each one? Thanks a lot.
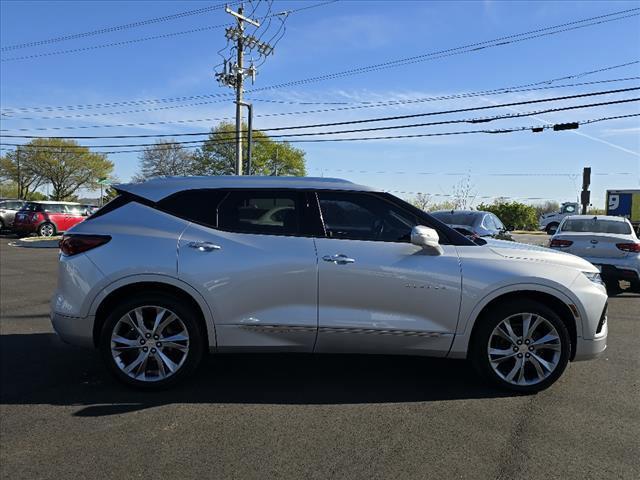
[50,311,94,348]
[573,302,608,361]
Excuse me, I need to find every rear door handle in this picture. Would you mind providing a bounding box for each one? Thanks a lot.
[322,254,355,265]
[188,241,221,252]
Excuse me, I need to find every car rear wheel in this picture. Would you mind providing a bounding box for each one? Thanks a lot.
[100,293,204,389]
[470,299,570,393]
[38,222,56,237]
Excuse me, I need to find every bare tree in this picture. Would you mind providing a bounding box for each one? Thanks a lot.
[133,141,196,182]
[452,173,477,209]
[411,193,432,211]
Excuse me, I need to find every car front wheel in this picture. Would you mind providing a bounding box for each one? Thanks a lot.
[470,299,571,393]
[100,293,204,389]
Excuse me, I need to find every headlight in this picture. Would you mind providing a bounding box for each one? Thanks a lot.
[583,271,604,285]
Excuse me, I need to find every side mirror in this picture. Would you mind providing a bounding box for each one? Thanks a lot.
[411,226,443,255]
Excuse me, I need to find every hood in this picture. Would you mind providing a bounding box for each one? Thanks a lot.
[482,238,549,252]
[489,243,598,272]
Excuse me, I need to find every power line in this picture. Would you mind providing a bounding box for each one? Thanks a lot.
[2,7,638,110]
[3,76,637,127]
[313,169,635,177]
[0,1,339,62]
[2,113,637,151]
[4,96,637,140]
[0,2,235,52]
[247,87,640,132]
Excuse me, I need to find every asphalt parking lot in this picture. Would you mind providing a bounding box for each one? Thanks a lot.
[1,238,638,480]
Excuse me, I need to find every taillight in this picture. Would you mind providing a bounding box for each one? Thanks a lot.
[550,239,573,248]
[616,242,640,253]
[59,234,111,256]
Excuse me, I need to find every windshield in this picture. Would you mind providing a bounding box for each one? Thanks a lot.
[560,218,631,234]
[431,212,477,226]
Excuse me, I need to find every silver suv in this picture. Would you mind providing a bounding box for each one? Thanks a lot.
[51,177,608,392]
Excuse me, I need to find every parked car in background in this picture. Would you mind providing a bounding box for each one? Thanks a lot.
[51,176,607,393]
[13,201,87,237]
[80,204,100,217]
[0,199,25,232]
[431,210,513,241]
[550,215,640,294]
[539,202,579,234]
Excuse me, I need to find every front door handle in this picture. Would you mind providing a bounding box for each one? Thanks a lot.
[322,254,355,265]
[188,241,221,252]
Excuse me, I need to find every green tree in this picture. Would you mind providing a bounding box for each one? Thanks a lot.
[133,141,195,182]
[0,149,46,198]
[19,139,114,200]
[477,199,538,230]
[0,181,47,200]
[193,122,306,176]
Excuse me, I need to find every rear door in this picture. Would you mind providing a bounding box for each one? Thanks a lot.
[176,189,320,352]
[314,191,462,356]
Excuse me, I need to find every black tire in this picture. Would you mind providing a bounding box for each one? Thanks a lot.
[37,222,56,237]
[469,299,571,393]
[626,281,640,294]
[99,292,204,389]
[545,223,559,235]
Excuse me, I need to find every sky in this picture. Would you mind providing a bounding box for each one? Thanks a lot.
[1,0,639,208]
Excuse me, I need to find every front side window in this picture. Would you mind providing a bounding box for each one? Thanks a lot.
[317,192,420,242]
[492,214,505,230]
[218,191,300,236]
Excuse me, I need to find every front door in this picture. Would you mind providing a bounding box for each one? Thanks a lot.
[314,191,462,356]
[177,189,319,352]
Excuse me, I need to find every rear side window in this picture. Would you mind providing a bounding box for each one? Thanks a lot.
[158,189,227,227]
[21,203,44,212]
[218,191,301,236]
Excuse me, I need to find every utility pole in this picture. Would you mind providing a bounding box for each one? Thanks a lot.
[581,167,591,214]
[216,3,278,175]
[16,146,21,199]
[234,4,245,176]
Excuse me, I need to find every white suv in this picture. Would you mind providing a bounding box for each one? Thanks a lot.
[51,177,608,392]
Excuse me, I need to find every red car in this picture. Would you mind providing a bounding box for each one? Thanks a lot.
[13,201,88,237]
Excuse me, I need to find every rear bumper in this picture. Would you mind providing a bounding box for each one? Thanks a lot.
[12,222,38,233]
[50,311,95,348]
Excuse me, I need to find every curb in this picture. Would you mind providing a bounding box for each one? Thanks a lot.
[8,237,61,249]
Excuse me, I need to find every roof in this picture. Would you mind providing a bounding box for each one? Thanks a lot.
[431,210,486,215]
[562,214,630,222]
[25,200,80,205]
[115,176,378,202]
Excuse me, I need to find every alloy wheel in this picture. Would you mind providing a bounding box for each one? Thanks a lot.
[39,224,54,237]
[110,306,190,382]
[487,312,562,386]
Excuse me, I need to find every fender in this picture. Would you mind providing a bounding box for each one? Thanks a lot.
[448,281,584,359]
[88,273,217,348]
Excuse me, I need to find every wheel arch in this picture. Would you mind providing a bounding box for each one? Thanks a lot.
[467,290,578,361]
[91,278,215,349]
